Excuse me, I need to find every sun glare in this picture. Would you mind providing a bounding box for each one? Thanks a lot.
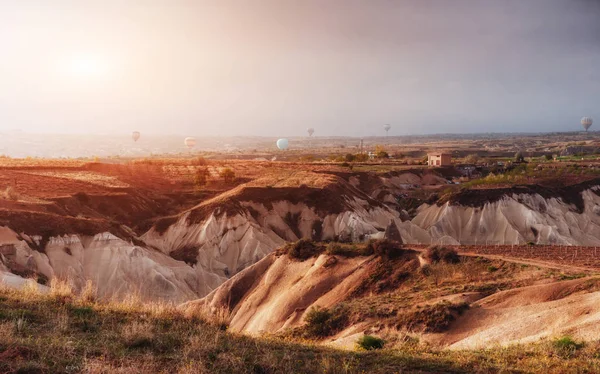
[61,54,110,79]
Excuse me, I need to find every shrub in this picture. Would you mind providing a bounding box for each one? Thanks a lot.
[356,335,385,350]
[194,167,210,188]
[219,168,236,184]
[325,243,372,258]
[365,239,403,259]
[303,305,349,338]
[553,336,584,358]
[344,153,355,162]
[424,246,460,264]
[487,265,499,273]
[396,302,469,333]
[283,239,322,260]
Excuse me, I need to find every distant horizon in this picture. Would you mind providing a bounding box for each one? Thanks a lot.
[1,0,598,136]
[0,128,597,138]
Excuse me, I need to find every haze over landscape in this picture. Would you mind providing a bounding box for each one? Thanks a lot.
[4,2,600,373]
[1,0,598,138]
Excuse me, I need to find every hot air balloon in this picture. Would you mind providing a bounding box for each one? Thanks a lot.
[184,137,197,149]
[276,138,289,150]
[582,117,593,132]
[307,128,315,137]
[383,124,391,136]
[132,131,140,142]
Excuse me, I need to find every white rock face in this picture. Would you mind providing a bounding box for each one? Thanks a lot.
[407,189,600,245]
[0,194,405,301]
[0,228,200,302]
[5,181,600,302]
[142,198,402,298]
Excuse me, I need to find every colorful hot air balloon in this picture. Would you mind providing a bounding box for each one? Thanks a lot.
[383,124,391,136]
[132,131,140,142]
[184,137,197,148]
[276,138,289,150]
[307,128,315,137]
[582,117,593,132]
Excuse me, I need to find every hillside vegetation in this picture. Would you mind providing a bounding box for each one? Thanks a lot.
[3,282,600,373]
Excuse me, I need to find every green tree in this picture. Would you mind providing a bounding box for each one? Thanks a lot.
[514,151,524,163]
[194,167,210,188]
[376,151,389,159]
[464,154,480,164]
[219,168,236,184]
[354,153,369,162]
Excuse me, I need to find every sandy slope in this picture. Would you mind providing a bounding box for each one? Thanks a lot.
[428,278,600,349]
[185,248,600,350]
[183,252,375,335]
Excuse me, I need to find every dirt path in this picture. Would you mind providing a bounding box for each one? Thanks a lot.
[407,246,599,273]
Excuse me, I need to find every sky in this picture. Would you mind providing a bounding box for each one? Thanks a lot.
[0,0,599,137]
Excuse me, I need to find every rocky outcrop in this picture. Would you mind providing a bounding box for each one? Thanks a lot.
[409,187,600,245]
[141,178,405,297]
[5,171,600,302]
[182,252,380,335]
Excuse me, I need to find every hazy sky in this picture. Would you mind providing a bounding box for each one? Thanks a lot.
[0,0,598,137]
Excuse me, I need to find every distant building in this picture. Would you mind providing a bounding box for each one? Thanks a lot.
[428,152,452,167]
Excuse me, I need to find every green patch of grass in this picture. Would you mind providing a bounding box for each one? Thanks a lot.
[553,336,584,358]
[356,335,385,351]
[557,273,588,281]
[69,305,95,318]
[302,304,349,338]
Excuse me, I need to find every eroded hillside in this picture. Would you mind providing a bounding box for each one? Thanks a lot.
[185,240,600,350]
[3,158,600,303]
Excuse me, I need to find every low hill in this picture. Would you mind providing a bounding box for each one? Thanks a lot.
[184,240,600,350]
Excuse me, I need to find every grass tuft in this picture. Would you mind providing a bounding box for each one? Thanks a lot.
[356,335,385,350]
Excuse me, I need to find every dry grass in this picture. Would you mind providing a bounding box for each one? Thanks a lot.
[4,280,600,373]
[48,277,75,303]
[121,321,155,348]
[79,280,97,303]
[181,303,232,329]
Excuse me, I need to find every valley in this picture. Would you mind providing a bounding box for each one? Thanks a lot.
[3,145,600,373]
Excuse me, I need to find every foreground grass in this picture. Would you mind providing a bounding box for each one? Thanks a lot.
[1,283,600,373]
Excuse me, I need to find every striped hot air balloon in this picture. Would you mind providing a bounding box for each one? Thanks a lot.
[582,117,593,132]
[184,137,197,148]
